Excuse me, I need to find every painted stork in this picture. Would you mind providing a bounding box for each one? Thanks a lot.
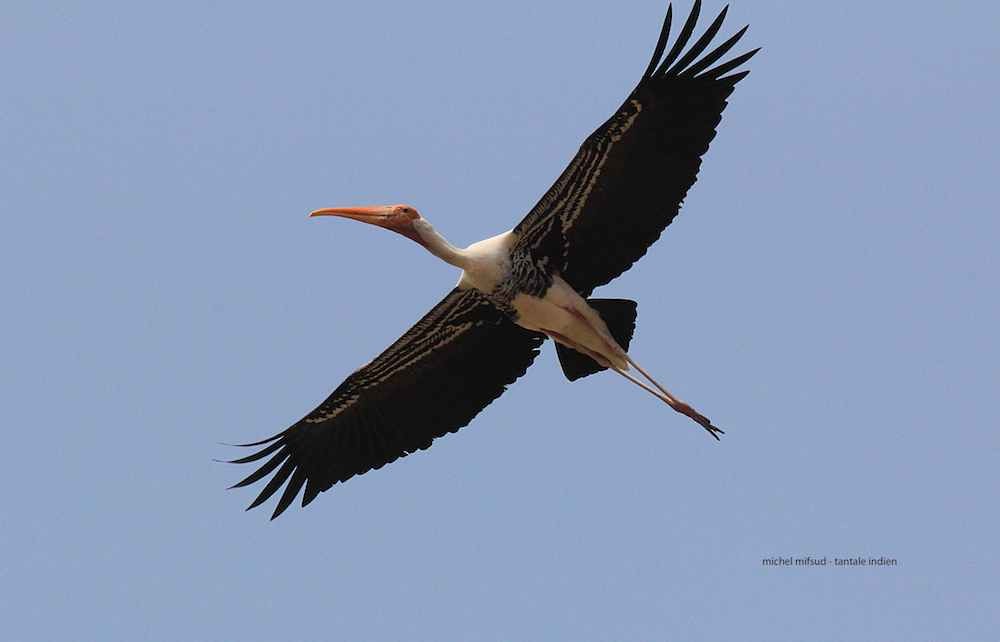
[228,1,758,518]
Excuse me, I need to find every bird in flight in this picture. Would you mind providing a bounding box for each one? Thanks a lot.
[227,1,759,519]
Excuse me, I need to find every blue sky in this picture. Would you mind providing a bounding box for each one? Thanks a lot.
[2,1,998,640]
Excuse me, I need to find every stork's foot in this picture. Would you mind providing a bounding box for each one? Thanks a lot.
[672,401,724,441]
[622,355,724,440]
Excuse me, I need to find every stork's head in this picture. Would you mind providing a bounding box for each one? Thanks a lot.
[309,204,426,247]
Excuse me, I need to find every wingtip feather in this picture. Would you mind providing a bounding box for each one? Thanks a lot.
[665,4,729,76]
[655,0,702,76]
[246,458,296,512]
[701,47,759,80]
[681,24,748,77]
[718,69,751,85]
[270,469,307,520]
[229,450,288,489]
[641,3,673,81]
[223,439,284,465]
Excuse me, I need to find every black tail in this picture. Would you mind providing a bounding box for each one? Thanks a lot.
[555,299,638,382]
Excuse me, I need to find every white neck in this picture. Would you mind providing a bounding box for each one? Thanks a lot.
[413,219,470,269]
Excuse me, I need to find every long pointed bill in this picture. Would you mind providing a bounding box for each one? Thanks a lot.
[309,205,426,247]
[309,206,393,224]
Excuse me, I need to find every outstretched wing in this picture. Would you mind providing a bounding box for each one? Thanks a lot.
[228,287,545,519]
[513,1,758,296]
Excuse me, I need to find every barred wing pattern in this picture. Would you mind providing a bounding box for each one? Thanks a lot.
[513,1,758,296]
[229,287,545,519]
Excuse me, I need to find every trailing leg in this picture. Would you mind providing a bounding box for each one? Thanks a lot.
[624,355,724,440]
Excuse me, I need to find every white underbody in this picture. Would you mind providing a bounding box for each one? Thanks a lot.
[455,230,628,371]
[409,218,716,436]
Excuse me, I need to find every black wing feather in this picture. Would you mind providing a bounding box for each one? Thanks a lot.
[680,25,748,77]
[225,439,283,465]
[666,5,727,74]
[272,468,308,520]
[230,449,288,489]
[656,0,702,75]
[641,4,672,81]
[702,47,760,80]
[512,3,757,297]
[228,288,545,519]
[248,459,296,511]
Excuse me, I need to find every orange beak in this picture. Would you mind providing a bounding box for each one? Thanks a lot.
[310,206,393,224]
[309,205,425,246]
